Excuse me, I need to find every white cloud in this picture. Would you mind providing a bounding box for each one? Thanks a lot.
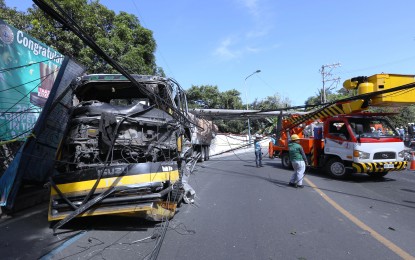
[212,1,278,61]
[245,46,260,53]
[213,37,241,60]
[238,0,261,17]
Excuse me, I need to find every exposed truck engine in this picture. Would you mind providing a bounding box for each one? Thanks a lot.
[49,74,196,226]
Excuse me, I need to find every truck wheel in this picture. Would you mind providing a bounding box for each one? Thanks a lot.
[281,153,292,169]
[367,172,388,178]
[205,146,210,161]
[200,147,205,162]
[325,158,349,179]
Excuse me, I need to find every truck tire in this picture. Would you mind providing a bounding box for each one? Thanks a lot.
[281,153,292,169]
[325,158,349,179]
[205,146,210,161]
[200,147,205,162]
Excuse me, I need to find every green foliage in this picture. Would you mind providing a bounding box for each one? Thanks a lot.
[370,105,415,127]
[186,85,222,109]
[1,0,157,74]
[252,95,290,110]
[262,117,280,135]
[186,85,292,134]
[220,89,243,109]
[186,85,245,133]
[0,0,29,30]
[249,94,291,135]
[215,120,246,134]
[305,88,354,106]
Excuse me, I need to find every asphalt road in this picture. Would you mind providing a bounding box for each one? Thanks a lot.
[1,148,415,260]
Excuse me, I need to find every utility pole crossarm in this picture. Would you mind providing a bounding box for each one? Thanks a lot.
[320,63,341,103]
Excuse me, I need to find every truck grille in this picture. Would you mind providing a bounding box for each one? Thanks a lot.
[373,152,395,160]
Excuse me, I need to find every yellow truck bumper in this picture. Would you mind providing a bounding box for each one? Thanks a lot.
[48,162,180,221]
[352,161,407,173]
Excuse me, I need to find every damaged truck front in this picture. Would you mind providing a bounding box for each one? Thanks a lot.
[49,74,191,224]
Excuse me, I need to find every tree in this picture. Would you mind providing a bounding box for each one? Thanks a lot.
[370,105,415,128]
[186,85,221,109]
[305,88,353,106]
[185,85,245,133]
[250,95,291,135]
[0,0,29,30]
[220,89,243,109]
[251,94,290,110]
[4,0,157,74]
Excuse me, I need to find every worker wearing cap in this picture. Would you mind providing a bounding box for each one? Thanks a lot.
[288,134,308,188]
[254,136,263,168]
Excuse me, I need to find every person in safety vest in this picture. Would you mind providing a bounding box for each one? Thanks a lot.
[288,134,308,188]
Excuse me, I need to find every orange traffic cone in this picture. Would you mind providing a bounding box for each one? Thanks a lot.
[410,152,415,171]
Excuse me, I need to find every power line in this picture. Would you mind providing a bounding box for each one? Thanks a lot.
[319,62,341,103]
[130,0,175,78]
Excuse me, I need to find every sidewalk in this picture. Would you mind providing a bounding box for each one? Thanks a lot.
[210,133,270,157]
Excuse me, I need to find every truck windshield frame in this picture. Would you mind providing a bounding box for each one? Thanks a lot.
[347,117,399,139]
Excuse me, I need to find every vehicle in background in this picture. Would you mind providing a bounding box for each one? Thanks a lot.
[186,113,218,162]
[269,74,415,179]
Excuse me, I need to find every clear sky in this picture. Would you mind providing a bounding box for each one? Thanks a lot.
[5,0,415,106]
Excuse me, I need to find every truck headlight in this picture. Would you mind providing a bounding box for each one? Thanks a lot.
[398,150,405,158]
[353,150,370,159]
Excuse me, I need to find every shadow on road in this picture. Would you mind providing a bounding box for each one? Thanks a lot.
[199,163,415,211]
[53,215,156,234]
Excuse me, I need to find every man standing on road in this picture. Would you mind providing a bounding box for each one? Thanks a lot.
[288,134,308,188]
[254,135,263,168]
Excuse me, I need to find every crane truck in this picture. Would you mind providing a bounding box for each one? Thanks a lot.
[269,73,415,179]
[48,74,215,229]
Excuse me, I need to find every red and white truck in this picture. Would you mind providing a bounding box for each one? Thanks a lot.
[269,73,415,178]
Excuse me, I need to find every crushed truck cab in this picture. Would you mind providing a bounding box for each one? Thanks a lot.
[49,75,189,224]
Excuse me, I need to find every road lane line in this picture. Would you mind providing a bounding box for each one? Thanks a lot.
[305,177,415,260]
[39,230,87,260]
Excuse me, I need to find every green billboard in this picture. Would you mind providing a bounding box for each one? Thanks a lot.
[0,19,64,141]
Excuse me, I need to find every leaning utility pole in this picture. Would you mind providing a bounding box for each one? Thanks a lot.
[319,63,341,103]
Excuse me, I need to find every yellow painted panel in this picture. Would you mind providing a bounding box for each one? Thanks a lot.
[51,170,179,195]
[340,99,365,114]
[360,74,415,106]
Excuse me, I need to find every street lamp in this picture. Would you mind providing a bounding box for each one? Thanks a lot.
[244,69,261,146]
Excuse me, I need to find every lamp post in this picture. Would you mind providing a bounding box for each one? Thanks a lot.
[244,69,261,146]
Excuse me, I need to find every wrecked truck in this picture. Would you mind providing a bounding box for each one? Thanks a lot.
[49,74,200,224]
[187,113,218,162]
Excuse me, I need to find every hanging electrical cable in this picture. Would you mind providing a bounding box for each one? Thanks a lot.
[33,0,194,128]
